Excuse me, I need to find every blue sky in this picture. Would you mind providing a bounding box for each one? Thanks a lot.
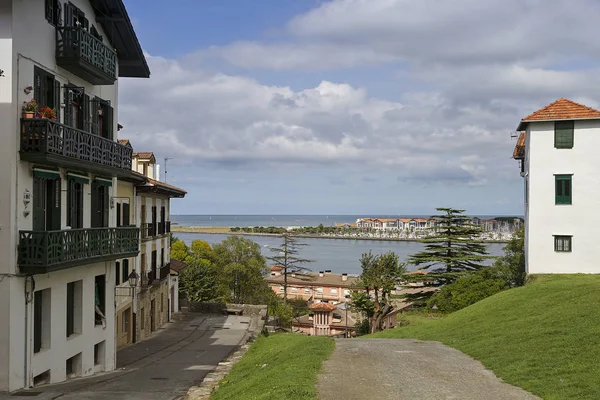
[118,0,600,216]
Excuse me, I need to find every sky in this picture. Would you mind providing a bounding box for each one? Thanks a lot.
[118,0,600,216]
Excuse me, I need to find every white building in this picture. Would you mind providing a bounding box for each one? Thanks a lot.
[515,98,600,274]
[0,0,149,391]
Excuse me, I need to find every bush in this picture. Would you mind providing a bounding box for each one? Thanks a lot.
[428,268,508,313]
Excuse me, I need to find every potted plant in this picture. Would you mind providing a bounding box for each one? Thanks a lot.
[22,99,37,118]
[38,106,56,120]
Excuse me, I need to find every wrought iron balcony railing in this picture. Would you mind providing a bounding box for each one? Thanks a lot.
[20,119,132,172]
[56,26,117,85]
[19,227,140,274]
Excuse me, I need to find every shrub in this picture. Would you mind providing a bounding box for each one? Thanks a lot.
[428,268,508,313]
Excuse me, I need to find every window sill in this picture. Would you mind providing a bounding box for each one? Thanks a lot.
[67,332,82,341]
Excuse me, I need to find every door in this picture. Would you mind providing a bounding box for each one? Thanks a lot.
[150,300,156,332]
[33,177,61,231]
[117,307,131,349]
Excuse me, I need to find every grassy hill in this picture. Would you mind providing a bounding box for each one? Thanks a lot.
[370,274,600,399]
[211,333,334,400]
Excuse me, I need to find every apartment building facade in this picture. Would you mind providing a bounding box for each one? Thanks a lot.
[267,268,358,303]
[0,0,149,390]
[132,151,186,342]
[514,98,600,274]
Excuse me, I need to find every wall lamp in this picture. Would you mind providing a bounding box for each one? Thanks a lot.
[0,69,4,77]
[24,86,33,95]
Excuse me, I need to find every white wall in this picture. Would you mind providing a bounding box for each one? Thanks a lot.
[0,0,125,390]
[526,120,600,273]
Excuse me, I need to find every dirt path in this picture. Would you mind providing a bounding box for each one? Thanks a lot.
[317,339,540,400]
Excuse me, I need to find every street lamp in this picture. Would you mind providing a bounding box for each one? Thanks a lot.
[128,271,139,288]
[128,271,139,343]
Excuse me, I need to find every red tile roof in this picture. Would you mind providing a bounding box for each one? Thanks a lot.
[148,178,187,195]
[133,152,155,160]
[518,98,600,130]
[170,259,188,273]
[270,265,283,271]
[513,131,526,160]
[309,302,337,311]
[117,139,131,147]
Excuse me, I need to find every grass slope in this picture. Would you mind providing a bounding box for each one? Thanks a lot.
[370,275,600,400]
[211,333,334,400]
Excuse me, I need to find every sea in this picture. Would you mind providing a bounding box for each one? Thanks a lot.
[171,215,510,275]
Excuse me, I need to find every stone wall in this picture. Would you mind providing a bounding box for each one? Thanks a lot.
[136,280,170,342]
[188,302,267,317]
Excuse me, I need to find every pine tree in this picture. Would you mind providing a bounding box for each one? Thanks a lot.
[408,208,494,283]
[267,234,313,306]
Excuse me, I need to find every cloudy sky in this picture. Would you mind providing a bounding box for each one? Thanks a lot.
[119,0,600,216]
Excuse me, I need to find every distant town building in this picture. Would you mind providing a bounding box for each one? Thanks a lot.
[267,268,358,303]
[292,302,355,337]
[514,98,600,273]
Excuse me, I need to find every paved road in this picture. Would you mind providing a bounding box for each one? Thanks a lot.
[4,313,253,400]
[317,339,541,400]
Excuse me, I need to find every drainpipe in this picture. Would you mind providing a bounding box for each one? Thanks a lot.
[24,275,34,389]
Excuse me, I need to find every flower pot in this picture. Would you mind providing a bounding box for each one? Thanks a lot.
[22,111,35,119]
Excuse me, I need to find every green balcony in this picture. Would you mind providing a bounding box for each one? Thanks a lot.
[56,26,117,85]
[19,227,139,274]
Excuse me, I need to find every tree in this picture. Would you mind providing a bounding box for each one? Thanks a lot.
[493,227,525,287]
[408,208,494,283]
[171,240,193,264]
[266,234,313,306]
[352,251,406,334]
[179,258,222,302]
[190,239,213,262]
[212,236,269,304]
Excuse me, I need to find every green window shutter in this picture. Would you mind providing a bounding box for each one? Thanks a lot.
[555,175,572,204]
[554,121,574,149]
[123,203,130,226]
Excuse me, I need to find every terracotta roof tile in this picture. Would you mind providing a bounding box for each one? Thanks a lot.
[117,139,131,147]
[309,302,337,311]
[521,98,600,123]
[147,178,187,195]
[170,259,188,273]
[513,131,526,160]
[133,152,154,159]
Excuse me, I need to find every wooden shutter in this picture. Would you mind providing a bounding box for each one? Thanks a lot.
[55,1,62,26]
[102,186,109,227]
[53,79,61,123]
[82,94,90,132]
[116,203,121,227]
[102,104,114,140]
[67,180,74,228]
[90,98,100,135]
[32,177,46,231]
[66,283,74,336]
[63,87,73,127]
[90,182,99,228]
[50,178,61,231]
[64,2,74,27]
[123,203,130,226]
[34,291,42,353]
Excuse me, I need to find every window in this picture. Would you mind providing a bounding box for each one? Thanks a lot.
[304,287,311,294]
[279,286,284,292]
[91,181,109,227]
[116,201,130,227]
[45,0,62,26]
[63,86,87,130]
[554,235,572,252]
[115,262,121,286]
[555,121,574,149]
[34,67,60,121]
[330,288,338,295]
[94,275,106,326]
[121,259,130,284]
[122,311,129,333]
[67,179,84,229]
[64,2,88,29]
[291,287,297,293]
[33,176,61,231]
[34,289,51,353]
[555,175,572,205]
[317,287,323,294]
[140,307,145,330]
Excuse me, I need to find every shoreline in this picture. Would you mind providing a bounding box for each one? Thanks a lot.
[171,227,511,244]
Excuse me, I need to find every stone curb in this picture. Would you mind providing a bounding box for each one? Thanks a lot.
[183,317,263,400]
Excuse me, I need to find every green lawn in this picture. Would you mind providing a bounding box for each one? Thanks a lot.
[211,333,334,400]
[369,275,600,400]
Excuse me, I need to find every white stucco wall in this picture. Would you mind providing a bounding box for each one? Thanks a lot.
[526,119,600,273]
[0,0,126,391]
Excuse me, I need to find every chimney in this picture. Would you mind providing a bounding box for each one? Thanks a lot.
[325,270,331,274]
[291,272,296,278]
[155,164,160,181]
[319,271,324,277]
[342,273,348,282]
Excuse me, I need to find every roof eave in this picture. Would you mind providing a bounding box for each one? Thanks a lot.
[517,116,600,131]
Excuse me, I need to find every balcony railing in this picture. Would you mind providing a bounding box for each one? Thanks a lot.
[56,26,117,85]
[21,119,132,172]
[19,227,139,273]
